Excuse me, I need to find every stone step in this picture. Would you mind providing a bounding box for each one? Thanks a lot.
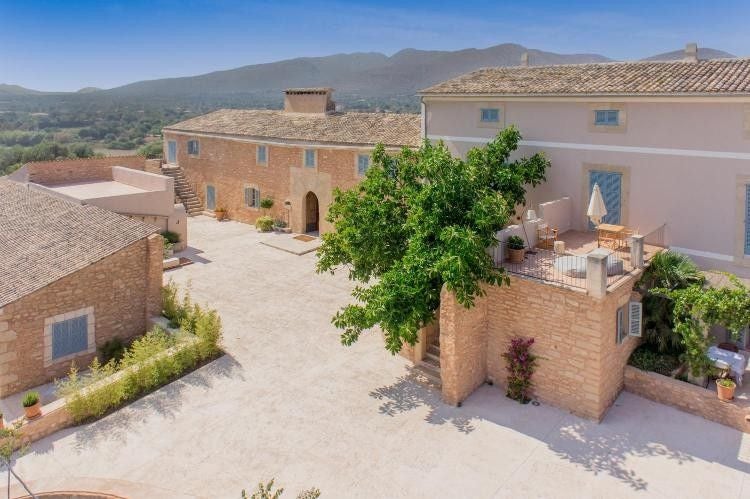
[412,363,441,388]
[423,352,440,367]
[427,344,440,357]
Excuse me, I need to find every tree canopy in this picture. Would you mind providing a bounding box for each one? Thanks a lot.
[316,126,550,353]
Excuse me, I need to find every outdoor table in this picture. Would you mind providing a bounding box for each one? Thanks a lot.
[707,346,747,386]
[597,223,625,248]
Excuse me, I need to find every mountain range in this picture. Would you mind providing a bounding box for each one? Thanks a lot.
[1,44,738,101]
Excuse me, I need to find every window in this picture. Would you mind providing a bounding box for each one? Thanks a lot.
[167,140,177,163]
[616,306,627,344]
[244,186,260,208]
[357,154,370,176]
[304,149,316,168]
[52,315,89,360]
[257,145,268,165]
[187,139,200,156]
[594,110,619,126]
[480,108,500,123]
[745,185,750,255]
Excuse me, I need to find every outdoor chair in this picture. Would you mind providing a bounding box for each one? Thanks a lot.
[536,223,558,250]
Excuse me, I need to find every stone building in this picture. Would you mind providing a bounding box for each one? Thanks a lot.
[0,179,163,396]
[161,88,421,233]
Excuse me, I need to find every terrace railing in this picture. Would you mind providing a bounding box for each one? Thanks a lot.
[496,241,588,290]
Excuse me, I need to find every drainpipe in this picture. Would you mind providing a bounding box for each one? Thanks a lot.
[420,96,427,142]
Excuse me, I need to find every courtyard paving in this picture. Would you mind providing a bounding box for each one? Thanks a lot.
[9,217,750,498]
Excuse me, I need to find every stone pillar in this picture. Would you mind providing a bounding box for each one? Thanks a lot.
[439,286,488,406]
[631,235,645,269]
[145,234,165,320]
[586,250,609,298]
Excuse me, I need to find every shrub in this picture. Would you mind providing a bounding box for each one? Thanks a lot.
[162,280,181,325]
[57,284,223,423]
[163,240,174,258]
[260,197,274,211]
[242,479,320,499]
[22,391,40,408]
[627,345,681,376]
[507,235,525,250]
[273,219,288,228]
[502,337,537,403]
[256,215,273,232]
[99,337,126,364]
[161,230,180,244]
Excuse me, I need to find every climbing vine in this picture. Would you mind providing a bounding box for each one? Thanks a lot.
[657,274,750,377]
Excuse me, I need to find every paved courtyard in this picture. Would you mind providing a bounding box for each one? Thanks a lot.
[10,217,750,498]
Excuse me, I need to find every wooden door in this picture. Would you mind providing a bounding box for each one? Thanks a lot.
[305,192,319,233]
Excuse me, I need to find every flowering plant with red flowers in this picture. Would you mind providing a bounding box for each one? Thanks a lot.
[502,337,537,403]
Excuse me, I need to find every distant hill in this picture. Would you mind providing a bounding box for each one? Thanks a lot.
[643,47,736,61]
[76,87,102,93]
[0,84,46,96]
[103,43,610,99]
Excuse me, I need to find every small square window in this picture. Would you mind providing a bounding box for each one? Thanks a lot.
[304,149,316,168]
[357,154,370,176]
[52,315,89,360]
[480,108,500,123]
[595,110,619,126]
[257,145,267,165]
[187,139,200,156]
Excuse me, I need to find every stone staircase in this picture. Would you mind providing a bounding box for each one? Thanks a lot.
[413,337,441,388]
[161,165,203,216]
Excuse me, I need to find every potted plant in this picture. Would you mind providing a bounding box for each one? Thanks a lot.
[506,235,526,264]
[22,391,41,419]
[214,207,228,221]
[273,219,291,233]
[260,197,274,215]
[255,215,274,232]
[716,376,736,402]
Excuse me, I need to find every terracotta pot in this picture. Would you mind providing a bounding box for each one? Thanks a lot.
[215,210,227,221]
[24,401,41,419]
[717,380,736,402]
[508,248,525,264]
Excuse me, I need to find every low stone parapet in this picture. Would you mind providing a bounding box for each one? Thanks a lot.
[624,365,750,433]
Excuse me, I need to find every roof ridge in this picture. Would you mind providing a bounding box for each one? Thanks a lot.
[473,57,750,72]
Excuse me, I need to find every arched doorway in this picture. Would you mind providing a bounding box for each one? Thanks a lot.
[305,191,319,233]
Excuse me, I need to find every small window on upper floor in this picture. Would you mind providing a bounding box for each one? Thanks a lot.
[357,154,370,176]
[187,139,200,156]
[594,109,620,126]
[304,149,316,168]
[257,144,268,165]
[480,108,500,123]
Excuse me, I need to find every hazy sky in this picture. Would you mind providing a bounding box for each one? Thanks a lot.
[1,0,749,92]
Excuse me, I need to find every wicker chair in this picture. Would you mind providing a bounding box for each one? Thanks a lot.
[536,223,558,250]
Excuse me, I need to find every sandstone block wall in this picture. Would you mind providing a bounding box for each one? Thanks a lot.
[440,275,640,420]
[624,366,750,433]
[0,235,163,396]
[163,132,368,233]
[18,156,147,185]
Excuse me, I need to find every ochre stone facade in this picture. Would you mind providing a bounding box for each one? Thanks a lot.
[0,234,163,396]
[163,131,379,234]
[624,366,750,433]
[439,275,641,421]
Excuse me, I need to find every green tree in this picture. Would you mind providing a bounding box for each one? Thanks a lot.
[316,127,549,353]
[137,140,164,158]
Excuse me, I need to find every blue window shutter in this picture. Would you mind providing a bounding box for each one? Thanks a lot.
[745,185,750,255]
[480,108,499,122]
[358,155,369,175]
[305,150,315,167]
[258,145,266,163]
[595,110,619,125]
[167,141,177,163]
[52,315,88,360]
[206,185,215,210]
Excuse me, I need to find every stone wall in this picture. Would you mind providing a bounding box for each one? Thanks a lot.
[440,274,641,420]
[624,366,750,433]
[163,132,370,233]
[0,234,163,396]
[14,156,146,185]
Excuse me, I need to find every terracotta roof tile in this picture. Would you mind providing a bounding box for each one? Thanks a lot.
[164,110,421,147]
[420,58,750,96]
[0,179,159,307]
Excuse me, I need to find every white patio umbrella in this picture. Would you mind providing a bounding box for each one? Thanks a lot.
[587,183,607,247]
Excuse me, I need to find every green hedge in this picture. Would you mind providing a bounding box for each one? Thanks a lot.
[57,293,222,423]
[627,345,681,377]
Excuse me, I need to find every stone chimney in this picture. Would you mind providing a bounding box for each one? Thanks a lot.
[520,52,529,67]
[283,88,335,113]
[684,43,698,62]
